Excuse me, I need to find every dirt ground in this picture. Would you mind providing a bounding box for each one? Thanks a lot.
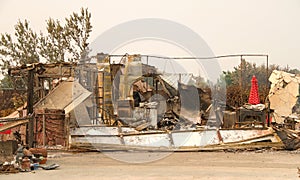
[1,150,300,180]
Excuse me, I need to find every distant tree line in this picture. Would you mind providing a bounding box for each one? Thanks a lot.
[220,59,300,107]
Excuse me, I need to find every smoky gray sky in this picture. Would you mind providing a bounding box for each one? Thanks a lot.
[0,0,299,71]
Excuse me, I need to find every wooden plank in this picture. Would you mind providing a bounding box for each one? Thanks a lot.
[43,114,46,147]
[0,116,32,123]
[0,119,29,132]
[135,122,151,131]
[70,141,284,152]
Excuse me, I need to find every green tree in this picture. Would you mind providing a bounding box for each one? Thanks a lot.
[65,7,92,61]
[39,8,92,63]
[39,18,67,62]
[0,19,39,69]
[0,7,92,69]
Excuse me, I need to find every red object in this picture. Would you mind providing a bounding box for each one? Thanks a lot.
[266,115,272,124]
[0,123,12,134]
[248,75,260,105]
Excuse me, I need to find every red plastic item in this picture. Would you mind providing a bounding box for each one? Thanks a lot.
[0,123,12,134]
[248,75,260,105]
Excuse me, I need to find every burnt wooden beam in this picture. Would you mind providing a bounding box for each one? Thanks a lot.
[26,68,34,148]
[0,116,32,123]
[0,119,29,133]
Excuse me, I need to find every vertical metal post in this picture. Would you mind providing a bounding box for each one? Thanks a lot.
[240,55,243,106]
[266,55,269,83]
[179,73,182,83]
[146,56,149,65]
[42,113,46,147]
[266,55,270,127]
[26,68,34,147]
[59,64,62,80]
[155,80,158,94]
[102,70,105,122]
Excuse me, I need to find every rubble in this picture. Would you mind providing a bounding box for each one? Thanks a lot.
[268,70,300,123]
[157,110,195,131]
[0,163,19,174]
[2,54,298,152]
[274,127,300,150]
[0,145,58,174]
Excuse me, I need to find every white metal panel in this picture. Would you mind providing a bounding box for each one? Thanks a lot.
[172,130,219,147]
[72,136,121,145]
[123,134,170,147]
[71,126,120,136]
[220,129,273,143]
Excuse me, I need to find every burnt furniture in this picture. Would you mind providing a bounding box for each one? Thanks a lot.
[236,107,266,128]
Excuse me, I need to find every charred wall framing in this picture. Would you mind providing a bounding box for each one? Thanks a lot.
[8,62,76,147]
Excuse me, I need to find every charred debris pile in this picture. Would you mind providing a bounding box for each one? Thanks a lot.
[0,53,300,151]
[99,54,215,131]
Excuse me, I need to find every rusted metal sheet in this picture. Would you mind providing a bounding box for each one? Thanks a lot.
[34,109,66,147]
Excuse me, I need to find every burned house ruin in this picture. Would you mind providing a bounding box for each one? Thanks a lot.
[0,54,287,151]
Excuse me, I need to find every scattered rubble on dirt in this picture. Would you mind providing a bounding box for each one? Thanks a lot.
[274,126,300,150]
[0,145,59,174]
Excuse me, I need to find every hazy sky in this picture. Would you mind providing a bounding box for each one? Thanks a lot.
[0,0,299,71]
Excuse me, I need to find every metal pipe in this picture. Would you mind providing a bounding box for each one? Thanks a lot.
[146,56,149,65]
[266,55,270,127]
[109,54,268,60]
[240,55,243,106]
